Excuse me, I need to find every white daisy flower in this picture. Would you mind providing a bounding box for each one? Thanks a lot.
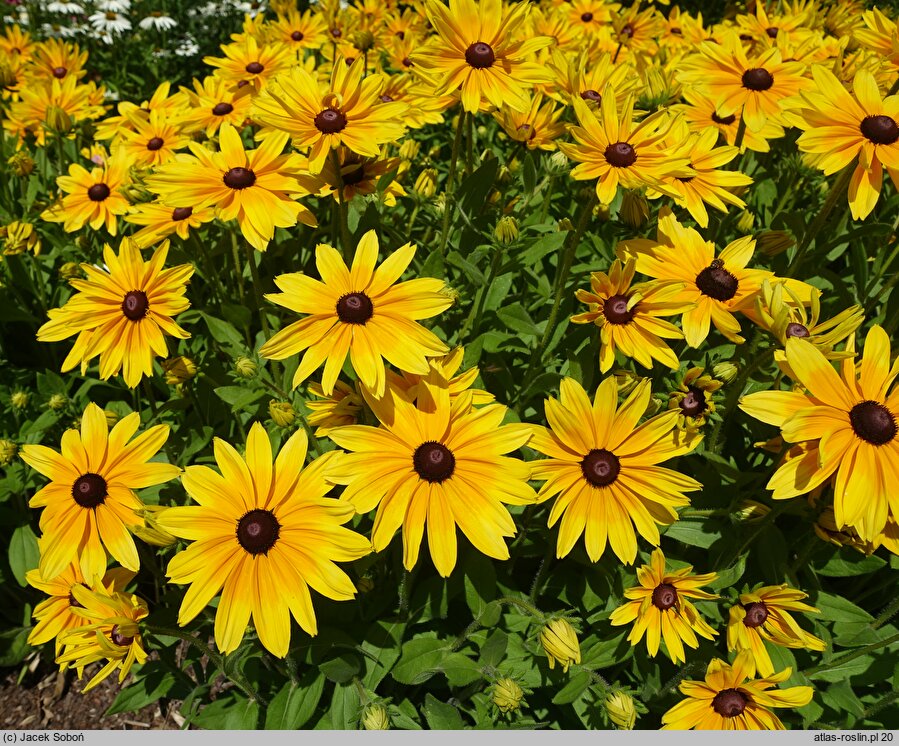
[138,12,177,30]
[97,0,131,11]
[89,10,131,34]
[46,2,85,13]
[174,35,199,56]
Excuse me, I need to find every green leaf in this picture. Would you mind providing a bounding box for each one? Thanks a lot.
[814,549,886,577]
[214,385,264,412]
[0,627,30,667]
[195,694,260,729]
[319,651,363,683]
[328,682,359,730]
[441,652,482,687]
[202,312,246,351]
[105,662,186,716]
[458,159,499,216]
[360,620,406,689]
[8,524,40,587]
[463,551,497,620]
[264,670,326,730]
[808,655,873,682]
[708,555,746,591]
[391,638,447,685]
[814,592,875,624]
[519,232,565,267]
[423,694,465,730]
[662,520,721,549]
[496,303,541,337]
[821,679,864,719]
[479,630,508,668]
[521,152,537,196]
[551,670,591,705]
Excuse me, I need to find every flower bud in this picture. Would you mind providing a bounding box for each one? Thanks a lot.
[47,393,67,411]
[7,151,35,177]
[10,391,29,410]
[735,499,770,522]
[361,703,390,730]
[398,140,420,161]
[59,262,81,280]
[1,221,41,256]
[612,369,643,396]
[162,356,197,386]
[357,576,375,593]
[431,193,447,217]
[130,505,178,547]
[427,144,442,160]
[414,167,437,198]
[736,210,755,233]
[757,230,795,257]
[595,202,611,221]
[352,29,375,52]
[547,150,569,175]
[44,105,73,135]
[0,63,17,91]
[492,678,524,714]
[494,216,519,246]
[557,217,574,232]
[619,191,649,229]
[497,165,512,184]
[104,409,119,428]
[605,691,637,729]
[269,400,296,427]
[539,618,581,672]
[0,439,18,466]
[234,356,258,379]
[712,361,738,384]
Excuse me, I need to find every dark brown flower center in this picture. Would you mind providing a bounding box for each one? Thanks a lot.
[670,27,683,35]
[342,164,366,186]
[581,11,593,22]
[245,61,264,74]
[741,67,774,91]
[223,167,256,189]
[652,583,678,610]
[291,30,304,41]
[785,322,809,338]
[236,508,280,555]
[679,386,707,417]
[766,26,779,38]
[620,23,635,38]
[580,88,602,102]
[603,293,634,324]
[121,290,149,321]
[580,448,620,487]
[237,80,250,88]
[860,115,899,145]
[465,42,495,69]
[147,137,164,151]
[696,259,738,301]
[413,441,456,483]
[110,624,134,647]
[212,101,234,116]
[712,689,749,718]
[331,27,342,37]
[402,56,413,67]
[336,292,373,324]
[711,111,736,125]
[52,66,67,78]
[87,183,111,202]
[72,473,107,509]
[171,206,193,221]
[68,587,85,608]
[742,601,768,628]
[849,400,897,445]
[604,141,637,167]
[314,107,348,134]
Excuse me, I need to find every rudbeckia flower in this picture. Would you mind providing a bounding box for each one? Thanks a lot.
[412,0,553,113]
[119,109,190,168]
[661,650,813,730]
[727,584,825,677]
[739,324,899,542]
[794,66,899,220]
[610,548,718,664]
[180,75,254,139]
[204,36,293,92]
[146,123,317,252]
[677,87,784,154]
[493,94,566,150]
[529,377,702,565]
[19,403,180,581]
[328,376,536,577]
[37,239,193,387]
[157,424,371,657]
[259,230,453,397]
[571,258,689,373]
[124,201,216,248]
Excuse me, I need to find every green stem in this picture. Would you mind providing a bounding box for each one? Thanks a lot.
[406,202,420,236]
[786,164,853,278]
[804,632,899,677]
[330,149,353,260]
[496,596,545,621]
[243,242,271,340]
[872,595,899,631]
[437,113,466,256]
[733,110,747,151]
[538,174,556,224]
[528,542,554,605]
[460,240,505,339]
[466,110,474,175]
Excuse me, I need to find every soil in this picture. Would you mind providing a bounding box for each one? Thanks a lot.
[1,656,181,730]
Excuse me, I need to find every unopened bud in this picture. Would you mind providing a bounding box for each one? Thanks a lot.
[557,217,574,232]
[398,140,420,161]
[47,393,67,411]
[44,105,73,135]
[1,221,41,256]
[7,151,35,177]
[494,216,519,245]
[10,391,29,410]
[539,618,581,673]
[605,691,637,729]
[352,29,375,52]
[619,191,649,229]
[414,167,437,198]
[712,361,738,384]
[0,439,18,466]
[130,504,178,547]
[492,678,524,714]
[234,356,258,379]
[547,150,568,175]
[269,400,296,427]
[59,262,81,280]
[757,230,795,257]
[361,703,389,730]
[162,356,197,386]
[103,409,119,428]
[736,210,755,233]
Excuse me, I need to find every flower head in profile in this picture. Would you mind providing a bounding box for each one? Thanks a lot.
[739,324,899,542]
[529,377,702,565]
[727,584,825,677]
[328,376,535,577]
[661,650,813,730]
[37,239,193,388]
[412,0,553,113]
[493,94,566,150]
[572,258,688,373]
[146,123,317,252]
[539,617,581,672]
[157,424,371,657]
[794,66,899,220]
[260,231,453,397]
[610,548,718,664]
[19,403,179,581]
[56,584,148,692]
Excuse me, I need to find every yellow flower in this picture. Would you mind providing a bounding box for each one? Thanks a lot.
[181,75,254,138]
[361,703,390,730]
[204,36,293,92]
[119,109,190,168]
[41,154,131,236]
[492,678,525,714]
[269,400,297,427]
[668,367,722,431]
[146,123,317,252]
[37,240,193,388]
[19,402,179,581]
[161,356,197,386]
[611,548,718,664]
[124,201,216,249]
[493,94,565,151]
[727,584,825,677]
[0,220,41,256]
[571,258,688,373]
[539,618,581,673]
[661,650,813,730]
[530,377,702,564]
[306,380,363,437]
[260,231,452,397]
[605,691,637,729]
[157,424,371,657]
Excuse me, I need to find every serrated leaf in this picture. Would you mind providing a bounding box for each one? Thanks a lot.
[423,694,465,730]
[391,638,447,685]
[441,652,481,686]
[551,670,591,705]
